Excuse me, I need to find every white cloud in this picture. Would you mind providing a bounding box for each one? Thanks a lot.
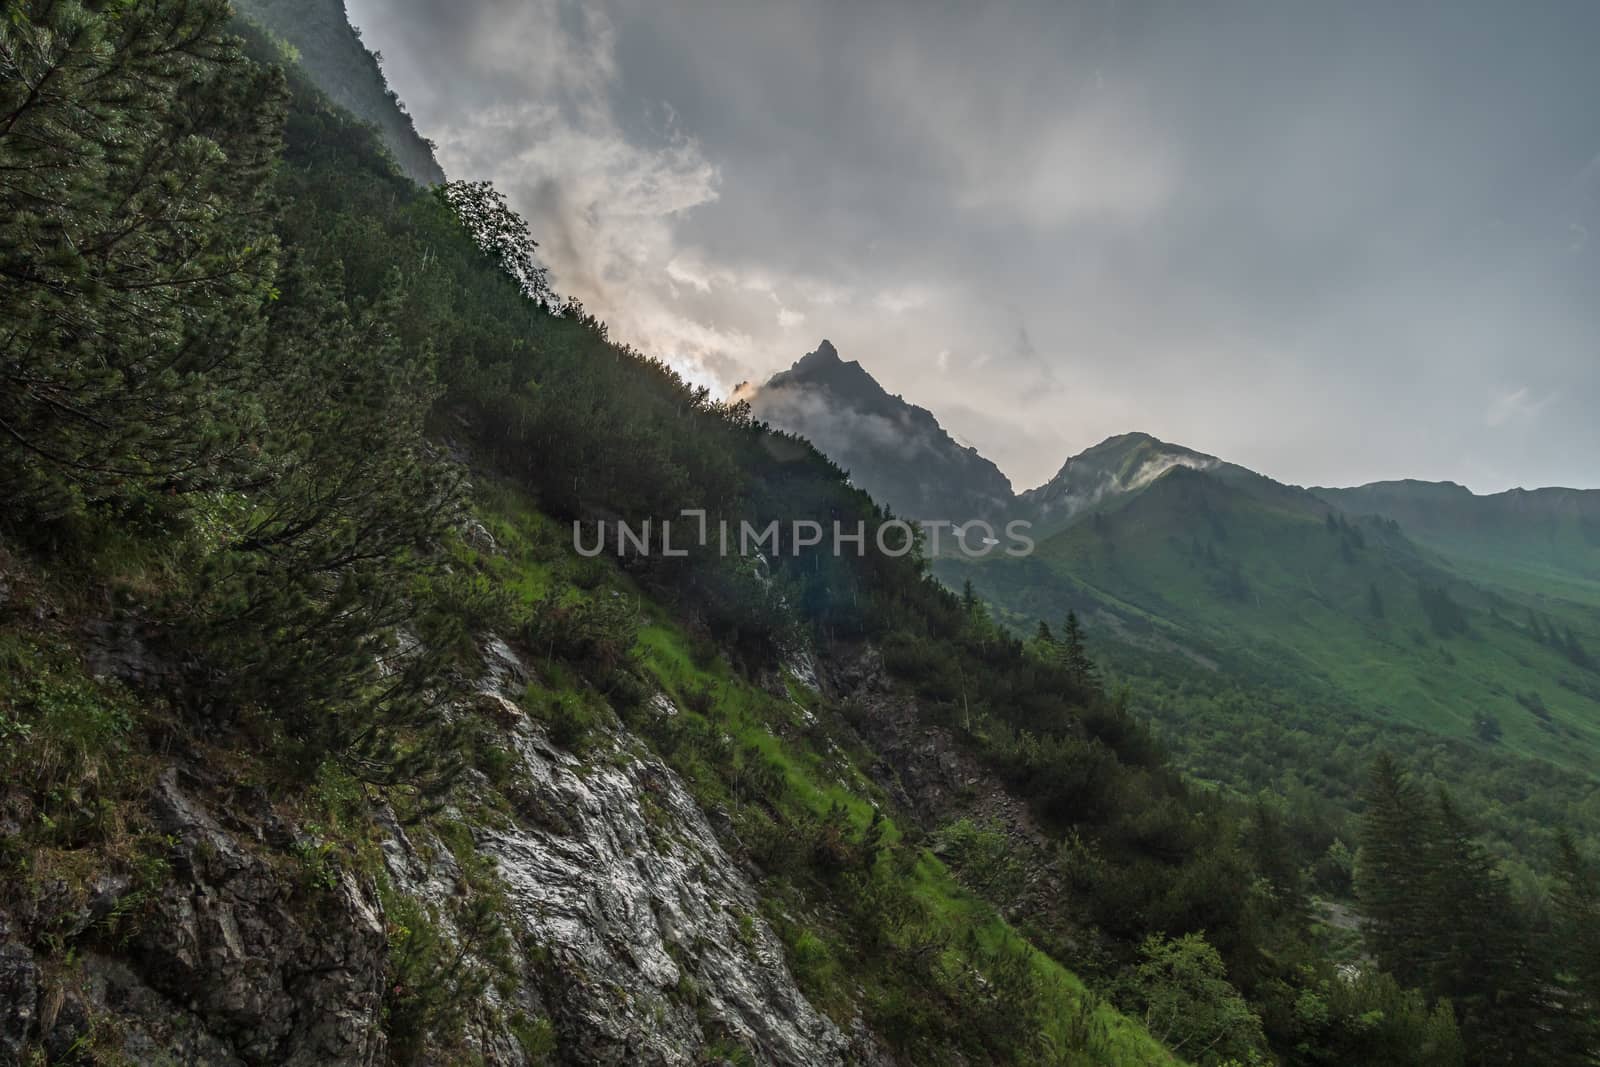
[356,0,751,388]
[867,41,1174,230]
[1486,386,1553,428]
[874,286,932,315]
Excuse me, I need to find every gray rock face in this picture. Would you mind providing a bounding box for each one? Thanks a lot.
[488,731,844,1065]
[4,626,851,1065]
[751,341,1016,529]
[383,638,848,1066]
[135,768,389,1066]
[2,768,388,1065]
[0,931,37,1063]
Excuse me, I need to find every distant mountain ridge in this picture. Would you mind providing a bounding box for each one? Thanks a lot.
[1313,480,1600,584]
[751,340,1600,540]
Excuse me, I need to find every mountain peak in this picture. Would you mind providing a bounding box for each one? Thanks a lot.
[766,339,885,406]
[806,339,840,365]
[1015,430,1231,534]
[750,342,1014,523]
[785,340,844,377]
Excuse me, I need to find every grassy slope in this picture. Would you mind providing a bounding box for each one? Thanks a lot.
[950,467,1600,776]
[473,479,1179,1065]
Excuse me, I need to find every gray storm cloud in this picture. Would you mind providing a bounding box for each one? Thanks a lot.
[348,0,1600,492]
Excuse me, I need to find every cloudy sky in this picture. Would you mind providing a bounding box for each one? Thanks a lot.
[347,0,1600,492]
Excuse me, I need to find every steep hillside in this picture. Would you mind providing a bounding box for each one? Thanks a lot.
[750,345,1600,805]
[1,3,1585,1064]
[0,5,1340,1064]
[956,463,1600,768]
[233,0,445,184]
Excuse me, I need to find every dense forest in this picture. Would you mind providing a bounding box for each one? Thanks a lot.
[0,2,1594,1064]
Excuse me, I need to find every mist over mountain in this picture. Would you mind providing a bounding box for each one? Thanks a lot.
[756,340,1600,781]
[756,340,1600,549]
[753,342,1303,538]
[748,340,1015,523]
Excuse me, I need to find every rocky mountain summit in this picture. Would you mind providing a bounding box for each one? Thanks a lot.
[749,341,1015,525]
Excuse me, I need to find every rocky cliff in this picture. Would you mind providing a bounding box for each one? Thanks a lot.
[0,561,856,1065]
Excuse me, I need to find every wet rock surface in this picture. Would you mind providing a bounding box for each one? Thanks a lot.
[826,646,1044,845]
[138,769,388,1066]
[0,769,387,1067]
[379,638,848,1066]
[0,925,37,1064]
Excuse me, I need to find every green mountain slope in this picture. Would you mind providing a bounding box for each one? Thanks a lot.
[1017,432,1261,540]
[0,6,1258,1062]
[1314,480,1600,598]
[2,2,1583,1062]
[946,460,1600,776]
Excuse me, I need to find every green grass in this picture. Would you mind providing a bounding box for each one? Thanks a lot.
[904,850,1174,1063]
[643,626,1173,1062]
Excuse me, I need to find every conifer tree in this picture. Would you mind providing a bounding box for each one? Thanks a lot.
[0,0,287,522]
[1060,610,1097,688]
[1549,834,1600,1061]
[186,260,466,786]
[1426,789,1547,1065]
[1357,754,1432,987]
[438,179,554,306]
[1555,833,1600,1000]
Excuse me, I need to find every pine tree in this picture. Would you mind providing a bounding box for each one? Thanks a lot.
[0,0,287,523]
[1548,833,1600,1061]
[1426,790,1547,1065]
[1368,582,1386,619]
[1357,754,1433,987]
[1554,833,1600,999]
[187,261,466,786]
[1060,610,1097,688]
[1245,796,1306,916]
[438,179,554,306]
